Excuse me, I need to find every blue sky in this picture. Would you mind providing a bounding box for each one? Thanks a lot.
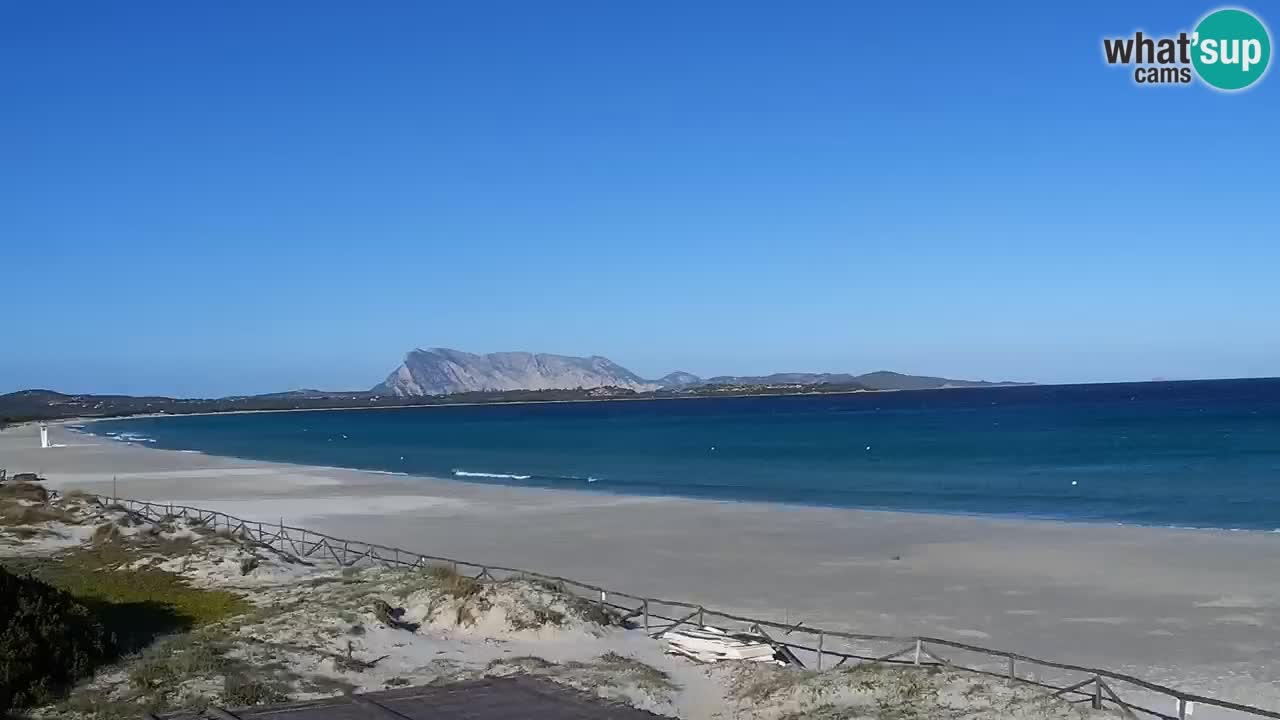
[2,1,1276,396]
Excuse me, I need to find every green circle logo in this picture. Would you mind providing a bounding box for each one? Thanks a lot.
[1192,8,1271,90]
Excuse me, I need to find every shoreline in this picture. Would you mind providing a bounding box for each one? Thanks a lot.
[75,419,1280,536]
[6,422,1280,713]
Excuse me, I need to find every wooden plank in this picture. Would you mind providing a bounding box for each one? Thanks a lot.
[652,607,702,638]
[1096,678,1141,720]
[301,538,326,558]
[919,645,952,668]
[1051,677,1098,699]
[866,643,917,667]
[619,603,646,622]
[350,693,416,719]
[751,624,805,669]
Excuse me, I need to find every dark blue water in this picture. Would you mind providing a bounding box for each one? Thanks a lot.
[88,379,1280,529]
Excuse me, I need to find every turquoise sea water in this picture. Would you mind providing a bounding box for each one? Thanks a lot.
[88,379,1280,530]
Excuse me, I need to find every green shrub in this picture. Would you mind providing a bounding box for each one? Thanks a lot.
[0,566,115,713]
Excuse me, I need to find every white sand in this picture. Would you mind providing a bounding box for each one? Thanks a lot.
[4,421,1280,716]
[3,490,1107,719]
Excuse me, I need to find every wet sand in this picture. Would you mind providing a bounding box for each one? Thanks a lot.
[3,421,1278,714]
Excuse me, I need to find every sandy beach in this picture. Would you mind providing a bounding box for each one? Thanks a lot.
[5,421,1280,715]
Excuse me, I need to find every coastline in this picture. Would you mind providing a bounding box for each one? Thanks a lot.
[5,422,1280,713]
[76,413,1280,535]
[70,421,1280,536]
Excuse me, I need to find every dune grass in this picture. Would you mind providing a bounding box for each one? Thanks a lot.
[3,542,249,653]
[425,563,484,599]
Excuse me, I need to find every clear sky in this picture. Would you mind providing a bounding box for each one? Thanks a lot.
[2,1,1276,396]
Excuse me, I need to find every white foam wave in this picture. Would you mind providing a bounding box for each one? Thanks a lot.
[114,432,156,443]
[453,470,532,480]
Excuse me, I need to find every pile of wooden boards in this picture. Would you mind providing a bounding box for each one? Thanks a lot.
[661,626,782,664]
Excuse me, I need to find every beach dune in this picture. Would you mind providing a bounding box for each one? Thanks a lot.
[4,422,1280,716]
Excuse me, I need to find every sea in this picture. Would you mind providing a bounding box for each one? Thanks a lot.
[86,378,1280,530]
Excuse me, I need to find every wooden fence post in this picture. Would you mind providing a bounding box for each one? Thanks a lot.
[816,632,824,671]
[1092,676,1103,710]
[643,601,650,634]
[1007,657,1015,680]
[913,639,922,665]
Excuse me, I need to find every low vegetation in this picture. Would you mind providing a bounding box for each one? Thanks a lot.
[6,542,249,652]
[0,494,254,716]
[425,562,483,599]
[725,662,1097,720]
[0,567,115,714]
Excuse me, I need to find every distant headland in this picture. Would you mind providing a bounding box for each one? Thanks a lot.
[0,347,1029,426]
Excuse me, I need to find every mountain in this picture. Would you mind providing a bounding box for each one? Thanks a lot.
[374,348,659,397]
[373,348,1027,397]
[655,371,702,388]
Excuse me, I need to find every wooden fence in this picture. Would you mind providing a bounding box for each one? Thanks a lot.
[73,493,1280,720]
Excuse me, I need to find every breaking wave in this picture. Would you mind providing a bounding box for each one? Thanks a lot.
[452,469,600,484]
[453,470,532,480]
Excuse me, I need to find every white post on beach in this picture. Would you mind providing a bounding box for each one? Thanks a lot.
[39,424,50,449]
